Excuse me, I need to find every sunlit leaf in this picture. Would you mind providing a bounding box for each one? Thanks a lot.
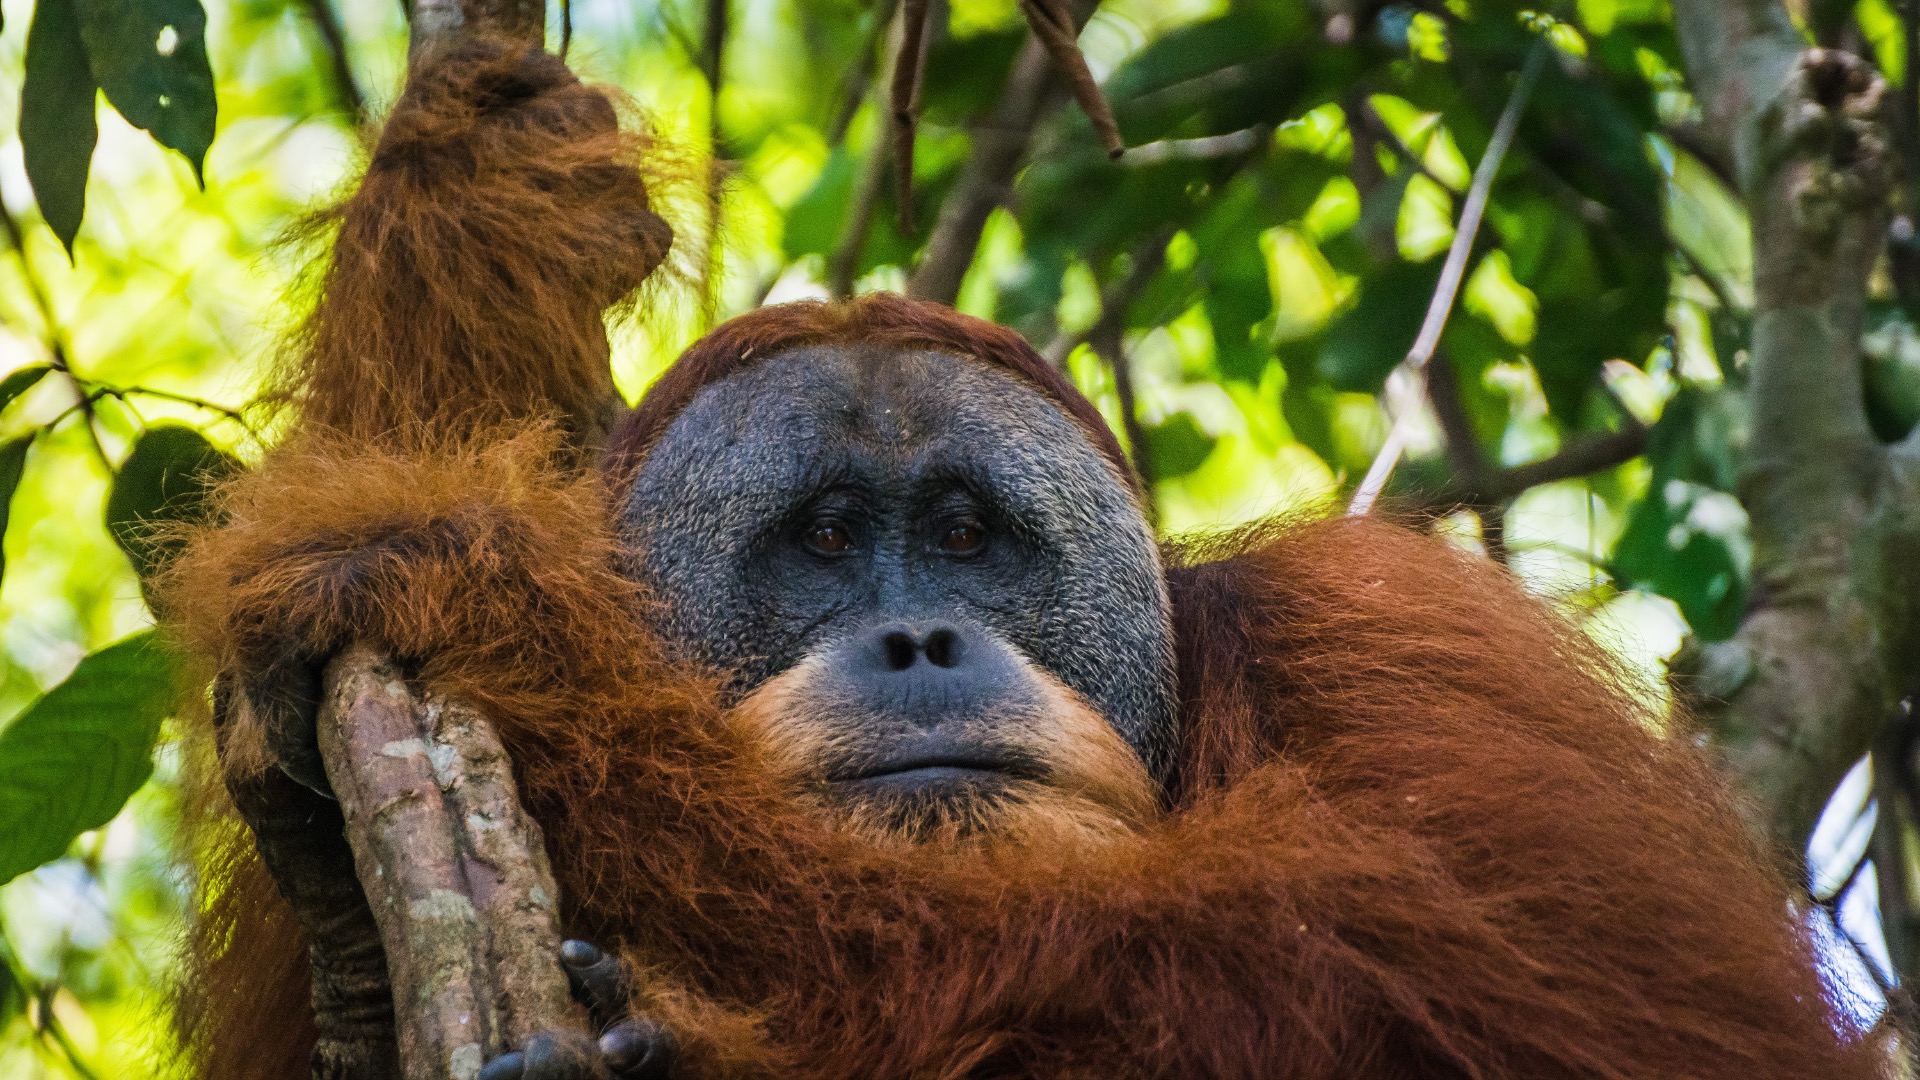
[0,632,176,886]
[20,0,98,255]
[0,366,51,414]
[1318,259,1442,392]
[0,436,31,586]
[1864,304,1920,441]
[1608,386,1752,639]
[74,0,218,181]
[106,423,239,587]
[1145,411,1216,480]
[1396,173,1454,261]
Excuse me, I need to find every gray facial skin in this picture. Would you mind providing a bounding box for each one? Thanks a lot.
[620,344,1179,780]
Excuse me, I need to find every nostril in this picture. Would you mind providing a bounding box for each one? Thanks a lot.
[923,628,961,668]
[881,630,918,671]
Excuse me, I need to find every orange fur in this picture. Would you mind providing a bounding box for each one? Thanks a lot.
[163,39,1877,1080]
[166,428,1880,1079]
[277,39,670,452]
[731,658,1159,845]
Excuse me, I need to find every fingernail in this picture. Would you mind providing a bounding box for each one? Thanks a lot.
[560,939,601,968]
[599,1023,644,1069]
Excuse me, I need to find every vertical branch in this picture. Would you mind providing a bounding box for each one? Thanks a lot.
[906,0,1099,305]
[829,132,892,298]
[699,0,731,323]
[828,3,893,146]
[1671,0,1914,854]
[1043,232,1171,512]
[891,0,934,233]
[318,647,582,1080]
[303,0,369,128]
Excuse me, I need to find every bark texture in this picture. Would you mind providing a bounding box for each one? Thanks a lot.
[1671,0,1920,889]
[317,644,583,1080]
[409,0,544,58]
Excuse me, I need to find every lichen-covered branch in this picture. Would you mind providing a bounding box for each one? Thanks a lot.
[317,645,582,1080]
[1671,2,1918,868]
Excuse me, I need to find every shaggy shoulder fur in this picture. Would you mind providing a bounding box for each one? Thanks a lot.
[168,429,1877,1079]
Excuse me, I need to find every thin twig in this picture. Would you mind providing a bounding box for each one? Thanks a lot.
[1494,416,1646,494]
[908,1,1098,304]
[1353,105,1457,192]
[1348,40,1548,516]
[698,0,732,324]
[89,383,259,434]
[828,3,892,147]
[1042,229,1172,367]
[561,0,573,60]
[1017,0,1123,158]
[34,988,104,1080]
[0,204,111,469]
[1122,126,1269,167]
[829,133,893,297]
[302,0,369,129]
[890,0,934,233]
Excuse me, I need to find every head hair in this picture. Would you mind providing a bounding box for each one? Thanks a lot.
[603,294,1137,492]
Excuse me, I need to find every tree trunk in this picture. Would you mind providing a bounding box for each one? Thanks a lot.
[1670,0,1920,979]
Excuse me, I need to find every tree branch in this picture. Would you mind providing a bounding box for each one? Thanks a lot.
[1059,233,1173,515]
[1671,1,1917,862]
[302,0,369,128]
[828,132,891,298]
[1348,40,1548,515]
[408,0,544,59]
[698,0,731,323]
[318,645,582,1080]
[906,0,1098,305]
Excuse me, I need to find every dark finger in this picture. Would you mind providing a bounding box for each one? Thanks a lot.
[560,939,632,1024]
[476,1051,525,1080]
[254,652,332,796]
[521,1031,602,1080]
[600,1018,676,1080]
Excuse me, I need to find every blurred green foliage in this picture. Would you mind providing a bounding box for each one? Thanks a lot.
[0,0,1906,1072]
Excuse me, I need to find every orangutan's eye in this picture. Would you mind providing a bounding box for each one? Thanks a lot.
[805,522,854,555]
[937,521,986,557]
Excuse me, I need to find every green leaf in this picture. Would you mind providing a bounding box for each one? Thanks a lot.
[1607,385,1752,639]
[1145,412,1216,480]
[0,366,50,415]
[0,632,176,886]
[1318,260,1443,392]
[73,0,217,182]
[0,436,31,586]
[106,423,238,586]
[20,0,99,255]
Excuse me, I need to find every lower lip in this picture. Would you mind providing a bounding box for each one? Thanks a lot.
[836,765,1007,788]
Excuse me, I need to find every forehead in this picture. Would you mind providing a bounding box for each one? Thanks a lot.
[640,343,1111,480]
